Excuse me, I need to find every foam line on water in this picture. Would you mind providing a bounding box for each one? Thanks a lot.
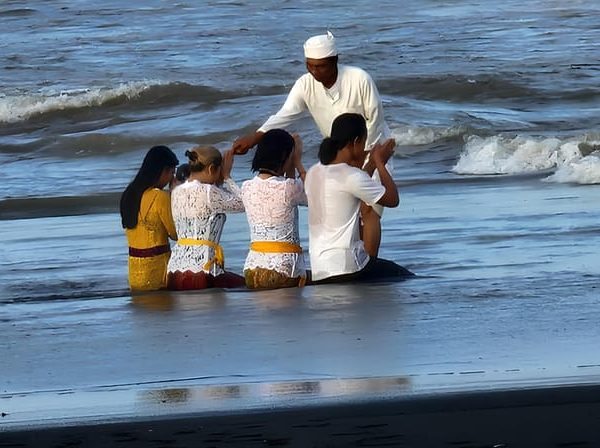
[452,134,600,184]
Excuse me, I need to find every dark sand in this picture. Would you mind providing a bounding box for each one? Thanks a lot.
[3,383,600,447]
[2,288,600,447]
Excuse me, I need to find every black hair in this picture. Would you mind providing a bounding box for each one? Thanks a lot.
[251,129,294,174]
[120,145,178,229]
[175,163,190,182]
[318,113,367,164]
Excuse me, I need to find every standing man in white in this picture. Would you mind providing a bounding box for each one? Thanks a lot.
[232,32,395,257]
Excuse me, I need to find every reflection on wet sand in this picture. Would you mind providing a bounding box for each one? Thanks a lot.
[131,290,228,312]
[140,376,410,406]
[131,293,176,311]
[203,385,245,399]
[129,281,405,314]
[302,282,404,310]
[253,287,303,310]
[145,388,191,404]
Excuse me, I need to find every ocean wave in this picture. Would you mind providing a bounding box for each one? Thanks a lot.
[0,193,120,220]
[0,81,241,124]
[0,7,37,17]
[0,81,162,123]
[378,74,600,103]
[391,124,470,146]
[378,74,536,102]
[452,135,600,184]
[544,153,600,185]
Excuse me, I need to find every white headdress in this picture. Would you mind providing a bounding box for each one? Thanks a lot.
[303,31,338,59]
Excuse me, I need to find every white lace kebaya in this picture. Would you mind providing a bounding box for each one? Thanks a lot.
[241,176,307,278]
[167,178,244,276]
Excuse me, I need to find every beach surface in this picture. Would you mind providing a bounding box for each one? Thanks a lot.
[2,0,600,445]
[2,275,600,446]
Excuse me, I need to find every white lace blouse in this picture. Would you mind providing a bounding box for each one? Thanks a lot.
[241,176,307,278]
[167,178,244,276]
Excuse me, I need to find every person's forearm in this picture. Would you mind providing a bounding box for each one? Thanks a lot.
[363,157,376,176]
[252,131,264,147]
[296,162,306,181]
[258,82,307,133]
[376,162,399,207]
[232,131,264,154]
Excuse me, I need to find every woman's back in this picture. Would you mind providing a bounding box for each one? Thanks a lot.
[126,188,176,246]
[242,176,306,279]
[168,179,243,275]
[126,187,176,291]
[242,176,305,243]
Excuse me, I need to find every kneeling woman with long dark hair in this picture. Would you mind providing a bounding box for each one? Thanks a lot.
[120,145,179,291]
[305,113,414,284]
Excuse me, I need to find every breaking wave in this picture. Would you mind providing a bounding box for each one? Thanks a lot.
[391,124,471,146]
[0,81,251,124]
[0,81,163,123]
[452,135,600,184]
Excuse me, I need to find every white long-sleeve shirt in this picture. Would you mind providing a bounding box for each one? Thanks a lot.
[259,65,390,149]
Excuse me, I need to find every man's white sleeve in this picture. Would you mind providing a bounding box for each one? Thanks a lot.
[362,72,391,150]
[258,79,307,133]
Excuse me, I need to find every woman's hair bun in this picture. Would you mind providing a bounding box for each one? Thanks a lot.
[185,150,198,162]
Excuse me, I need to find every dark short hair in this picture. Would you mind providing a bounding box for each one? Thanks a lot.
[175,163,190,182]
[251,129,294,173]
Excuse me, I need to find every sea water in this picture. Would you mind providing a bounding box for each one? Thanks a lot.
[1,0,599,395]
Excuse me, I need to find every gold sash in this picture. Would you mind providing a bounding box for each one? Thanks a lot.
[178,238,224,270]
[250,241,306,287]
[250,241,303,254]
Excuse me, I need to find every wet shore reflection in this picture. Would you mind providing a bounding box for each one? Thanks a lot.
[140,376,410,406]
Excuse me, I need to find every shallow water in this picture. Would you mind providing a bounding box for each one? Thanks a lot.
[0,1,599,407]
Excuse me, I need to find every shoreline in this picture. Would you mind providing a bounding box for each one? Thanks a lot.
[3,380,600,447]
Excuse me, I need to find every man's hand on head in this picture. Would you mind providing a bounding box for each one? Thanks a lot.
[231,131,264,155]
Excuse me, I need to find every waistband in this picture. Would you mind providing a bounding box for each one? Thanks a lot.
[128,244,171,258]
[178,238,224,270]
[250,241,303,254]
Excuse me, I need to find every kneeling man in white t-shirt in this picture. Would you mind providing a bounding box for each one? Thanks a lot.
[305,113,414,284]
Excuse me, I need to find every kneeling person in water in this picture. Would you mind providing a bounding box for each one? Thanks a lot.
[120,145,179,291]
[305,113,413,284]
[241,129,308,289]
[167,146,245,289]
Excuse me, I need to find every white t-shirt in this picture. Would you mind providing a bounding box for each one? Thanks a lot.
[241,176,307,278]
[305,163,385,281]
[259,65,390,150]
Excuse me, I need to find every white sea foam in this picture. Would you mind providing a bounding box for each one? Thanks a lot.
[391,125,467,146]
[452,135,600,184]
[544,153,600,184]
[0,81,163,123]
[452,135,560,174]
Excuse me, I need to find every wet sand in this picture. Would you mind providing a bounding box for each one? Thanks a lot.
[2,286,600,446]
[3,384,600,447]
